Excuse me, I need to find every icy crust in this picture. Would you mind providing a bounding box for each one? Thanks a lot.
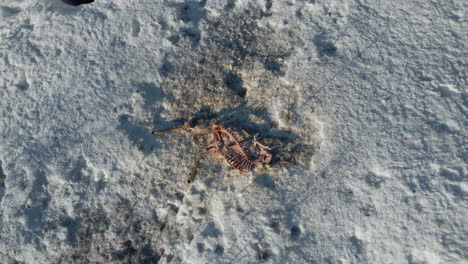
[0,0,466,263]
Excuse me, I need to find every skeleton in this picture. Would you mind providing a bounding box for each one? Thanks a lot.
[152,115,273,184]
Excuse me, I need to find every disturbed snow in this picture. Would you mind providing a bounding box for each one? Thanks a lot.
[0,0,466,263]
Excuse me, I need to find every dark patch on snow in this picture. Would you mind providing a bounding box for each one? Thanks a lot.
[62,0,95,6]
[269,217,281,234]
[254,174,276,189]
[313,33,337,57]
[60,216,81,244]
[198,207,207,215]
[214,244,224,255]
[349,235,367,261]
[132,19,141,38]
[168,1,206,47]
[176,0,206,24]
[155,11,293,117]
[360,204,377,217]
[440,167,463,182]
[462,93,468,108]
[112,240,138,261]
[262,0,273,17]
[204,177,215,187]
[181,27,201,46]
[262,57,285,75]
[444,183,467,200]
[140,244,161,264]
[168,203,179,215]
[337,188,354,203]
[25,170,50,230]
[201,222,221,238]
[135,82,165,109]
[253,243,273,262]
[167,35,180,45]
[175,192,184,201]
[265,0,273,11]
[0,6,21,17]
[68,155,89,182]
[0,160,5,202]
[117,109,181,156]
[159,57,173,77]
[16,79,29,91]
[440,231,467,258]
[14,170,52,250]
[224,0,238,11]
[122,11,319,177]
[290,225,301,240]
[150,105,316,170]
[197,242,205,253]
[0,160,5,179]
[224,72,246,98]
[258,249,272,261]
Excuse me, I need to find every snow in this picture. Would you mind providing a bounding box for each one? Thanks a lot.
[0,0,466,263]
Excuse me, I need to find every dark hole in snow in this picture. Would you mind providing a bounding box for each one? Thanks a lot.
[62,0,95,6]
[290,225,301,240]
[16,80,29,91]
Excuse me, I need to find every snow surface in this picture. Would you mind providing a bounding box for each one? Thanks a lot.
[0,0,466,263]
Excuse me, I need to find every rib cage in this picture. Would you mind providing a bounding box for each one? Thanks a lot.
[224,142,256,171]
[218,127,259,171]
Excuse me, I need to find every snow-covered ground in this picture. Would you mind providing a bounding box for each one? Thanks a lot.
[0,0,466,263]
